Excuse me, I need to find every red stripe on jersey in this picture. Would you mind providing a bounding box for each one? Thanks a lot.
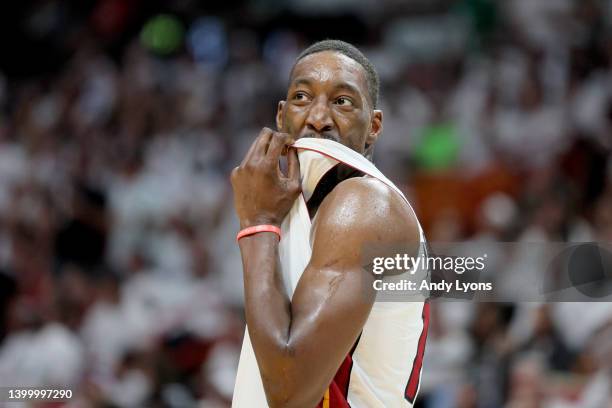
[404,301,430,403]
[316,355,352,408]
[316,335,361,408]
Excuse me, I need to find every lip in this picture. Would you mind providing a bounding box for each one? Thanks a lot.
[299,132,340,143]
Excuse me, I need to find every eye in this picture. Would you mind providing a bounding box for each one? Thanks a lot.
[292,91,310,102]
[335,96,354,107]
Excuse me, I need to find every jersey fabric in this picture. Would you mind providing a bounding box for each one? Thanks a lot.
[232,138,429,408]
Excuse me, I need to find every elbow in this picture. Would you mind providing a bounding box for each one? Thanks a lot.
[265,391,322,408]
[261,344,324,408]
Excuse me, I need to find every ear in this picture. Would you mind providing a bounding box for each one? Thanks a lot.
[276,101,286,131]
[364,109,383,160]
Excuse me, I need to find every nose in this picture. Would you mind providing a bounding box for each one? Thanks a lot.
[305,97,334,134]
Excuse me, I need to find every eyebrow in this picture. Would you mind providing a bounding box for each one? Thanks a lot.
[291,77,361,96]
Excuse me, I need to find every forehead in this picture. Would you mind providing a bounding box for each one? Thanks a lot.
[290,51,369,95]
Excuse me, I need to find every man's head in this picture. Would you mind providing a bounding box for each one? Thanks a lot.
[276,40,383,159]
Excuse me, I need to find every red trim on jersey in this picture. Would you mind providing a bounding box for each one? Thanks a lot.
[404,301,430,403]
[316,336,361,408]
[315,355,352,408]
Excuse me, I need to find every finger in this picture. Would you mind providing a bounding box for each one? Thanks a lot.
[241,128,274,166]
[266,132,294,161]
[286,147,300,181]
[230,166,239,183]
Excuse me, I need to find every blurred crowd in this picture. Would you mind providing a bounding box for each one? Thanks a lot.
[0,0,611,407]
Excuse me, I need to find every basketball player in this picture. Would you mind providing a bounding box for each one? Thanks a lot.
[231,40,429,407]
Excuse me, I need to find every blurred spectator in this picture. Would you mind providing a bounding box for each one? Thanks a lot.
[0,1,610,406]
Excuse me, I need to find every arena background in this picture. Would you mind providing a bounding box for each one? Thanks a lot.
[0,0,611,407]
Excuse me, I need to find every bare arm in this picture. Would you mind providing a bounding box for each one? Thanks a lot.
[232,130,420,407]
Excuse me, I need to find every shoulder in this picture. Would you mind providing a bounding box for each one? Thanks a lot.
[312,177,420,251]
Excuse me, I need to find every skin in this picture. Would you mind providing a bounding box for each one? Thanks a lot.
[231,50,420,407]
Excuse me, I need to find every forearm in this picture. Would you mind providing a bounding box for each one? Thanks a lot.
[231,131,320,406]
[239,232,293,367]
[238,233,333,407]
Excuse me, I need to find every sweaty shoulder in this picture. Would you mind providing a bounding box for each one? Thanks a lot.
[310,177,420,260]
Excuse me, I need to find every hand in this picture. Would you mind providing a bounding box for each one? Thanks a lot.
[231,128,301,229]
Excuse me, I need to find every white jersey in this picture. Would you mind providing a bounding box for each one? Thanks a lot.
[232,138,429,408]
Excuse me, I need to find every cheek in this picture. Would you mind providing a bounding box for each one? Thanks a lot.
[338,112,370,146]
[285,106,307,132]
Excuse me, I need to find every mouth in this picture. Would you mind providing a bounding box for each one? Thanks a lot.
[300,132,340,143]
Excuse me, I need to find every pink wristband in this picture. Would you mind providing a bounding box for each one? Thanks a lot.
[236,225,281,242]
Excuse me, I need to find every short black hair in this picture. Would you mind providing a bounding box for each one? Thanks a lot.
[293,39,380,109]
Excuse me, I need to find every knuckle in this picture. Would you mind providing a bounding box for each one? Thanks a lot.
[245,159,263,172]
[270,132,283,144]
[290,180,301,193]
[230,167,240,182]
